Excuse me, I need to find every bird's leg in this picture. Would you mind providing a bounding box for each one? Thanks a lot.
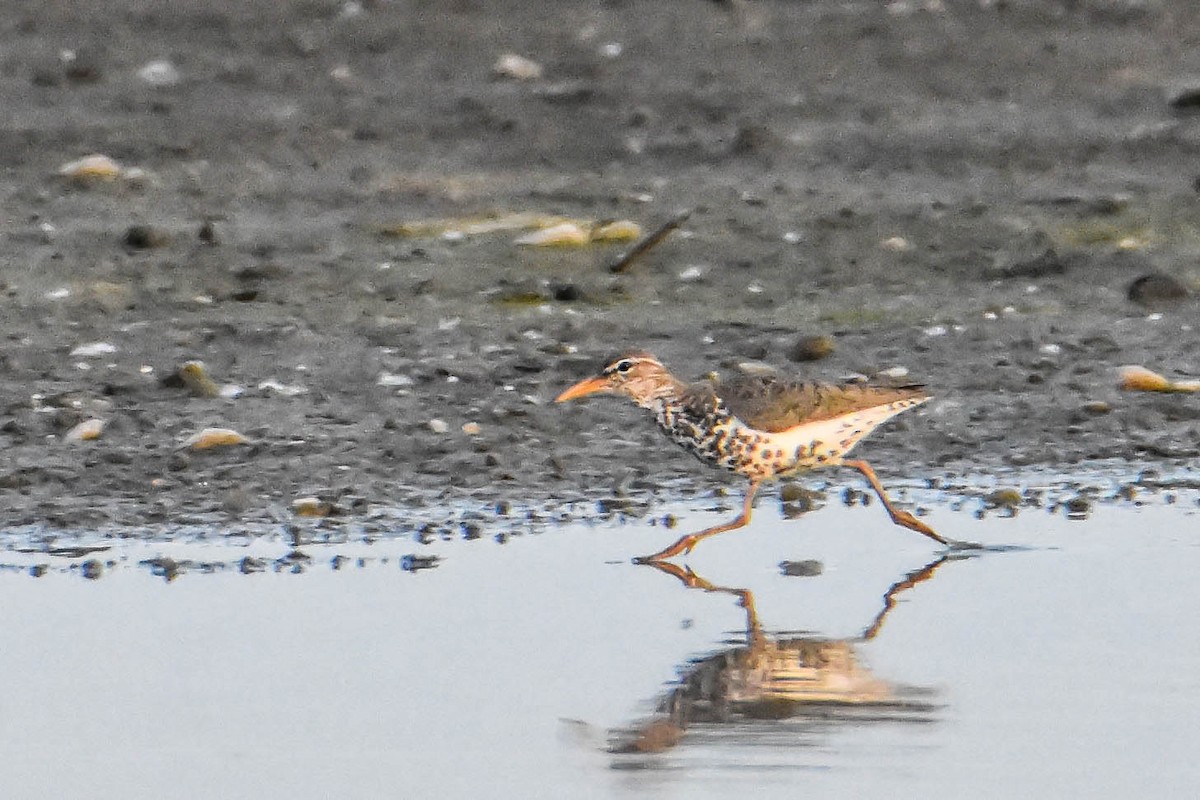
[635,482,761,562]
[843,459,948,546]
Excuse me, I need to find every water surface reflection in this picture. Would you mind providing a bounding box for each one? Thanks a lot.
[611,554,966,759]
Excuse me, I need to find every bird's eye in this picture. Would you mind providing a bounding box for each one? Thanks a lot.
[615,360,633,373]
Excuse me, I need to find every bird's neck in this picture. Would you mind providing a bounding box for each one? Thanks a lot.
[646,385,727,442]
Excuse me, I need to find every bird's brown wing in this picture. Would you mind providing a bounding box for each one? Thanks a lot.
[717,374,929,433]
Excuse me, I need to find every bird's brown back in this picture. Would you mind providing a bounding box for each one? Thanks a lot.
[700,374,929,433]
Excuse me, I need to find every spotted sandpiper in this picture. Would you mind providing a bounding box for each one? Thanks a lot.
[555,352,947,561]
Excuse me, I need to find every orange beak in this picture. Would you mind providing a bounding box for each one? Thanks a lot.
[555,376,610,403]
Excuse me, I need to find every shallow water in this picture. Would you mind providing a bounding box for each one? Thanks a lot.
[2,491,1199,799]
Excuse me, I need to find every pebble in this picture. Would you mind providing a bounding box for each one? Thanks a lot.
[461,422,482,435]
[257,379,308,397]
[983,488,1022,509]
[788,334,834,362]
[493,53,543,80]
[292,497,335,517]
[881,236,912,252]
[123,224,171,249]
[1063,495,1091,519]
[65,418,106,442]
[137,59,181,87]
[1166,80,1200,112]
[178,361,221,398]
[1127,272,1189,307]
[428,418,450,434]
[70,342,117,358]
[779,559,824,577]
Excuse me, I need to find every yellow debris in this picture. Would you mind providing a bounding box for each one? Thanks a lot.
[179,360,221,398]
[183,427,249,449]
[58,154,123,182]
[292,497,334,517]
[1118,365,1200,393]
[514,222,590,247]
[590,219,643,242]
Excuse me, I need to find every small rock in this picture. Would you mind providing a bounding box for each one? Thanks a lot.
[428,418,450,434]
[1167,80,1200,113]
[1063,495,1091,519]
[79,560,104,580]
[137,59,181,87]
[292,497,335,517]
[779,559,824,577]
[998,248,1068,279]
[198,219,218,244]
[779,482,812,503]
[1082,400,1111,415]
[62,49,103,83]
[881,236,912,252]
[377,372,415,387]
[493,53,543,81]
[1127,272,1189,307]
[400,554,440,572]
[123,224,171,249]
[788,335,834,362]
[65,418,106,442]
[178,361,221,398]
[551,283,582,302]
[70,342,117,358]
[257,379,308,397]
[461,422,482,435]
[983,488,1022,509]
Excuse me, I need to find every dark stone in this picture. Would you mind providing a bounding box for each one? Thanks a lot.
[1128,272,1189,307]
[787,334,834,362]
[123,224,171,249]
[998,248,1068,279]
[779,559,823,577]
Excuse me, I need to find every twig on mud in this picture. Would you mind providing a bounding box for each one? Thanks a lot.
[609,209,692,274]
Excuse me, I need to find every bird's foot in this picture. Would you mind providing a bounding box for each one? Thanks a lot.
[890,509,951,545]
[632,535,697,564]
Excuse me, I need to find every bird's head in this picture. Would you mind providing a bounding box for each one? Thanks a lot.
[555,352,680,407]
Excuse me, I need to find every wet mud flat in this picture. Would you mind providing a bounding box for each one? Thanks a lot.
[2,0,1200,536]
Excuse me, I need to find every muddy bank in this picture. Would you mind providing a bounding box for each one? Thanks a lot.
[1,0,1199,536]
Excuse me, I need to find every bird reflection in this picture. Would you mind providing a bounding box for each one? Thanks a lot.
[609,553,964,755]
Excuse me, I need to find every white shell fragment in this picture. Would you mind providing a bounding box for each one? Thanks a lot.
[137,59,180,87]
[65,418,106,442]
[493,53,543,80]
[58,154,122,181]
[258,380,308,397]
[70,342,118,358]
[377,372,415,387]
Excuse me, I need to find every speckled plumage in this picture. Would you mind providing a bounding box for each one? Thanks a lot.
[650,375,928,481]
[556,351,947,559]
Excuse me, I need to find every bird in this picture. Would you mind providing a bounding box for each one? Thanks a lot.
[555,351,947,561]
